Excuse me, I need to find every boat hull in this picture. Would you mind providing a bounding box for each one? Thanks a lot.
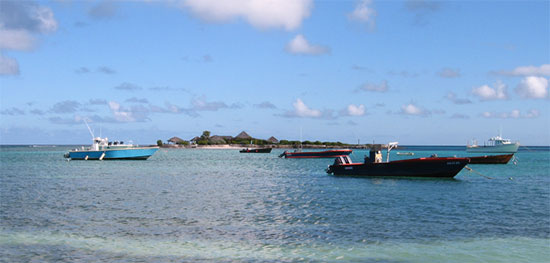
[282,149,352,159]
[67,147,159,160]
[466,143,519,153]
[327,157,469,178]
[240,148,272,153]
[467,154,514,164]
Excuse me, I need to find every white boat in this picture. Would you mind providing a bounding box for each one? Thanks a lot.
[467,133,519,153]
[64,137,158,160]
[396,152,414,156]
[64,121,158,160]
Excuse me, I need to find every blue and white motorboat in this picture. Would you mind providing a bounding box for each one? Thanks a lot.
[64,137,158,160]
[64,121,158,160]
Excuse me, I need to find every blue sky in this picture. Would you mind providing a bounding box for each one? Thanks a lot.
[1,0,549,145]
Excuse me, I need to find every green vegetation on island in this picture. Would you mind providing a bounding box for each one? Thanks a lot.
[161,130,360,148]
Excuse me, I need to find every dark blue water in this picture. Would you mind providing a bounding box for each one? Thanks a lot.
[1,146,549,262]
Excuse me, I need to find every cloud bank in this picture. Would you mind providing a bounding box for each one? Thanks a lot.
[348,0,377,30]
[0,1,57,75]
[495,64,550,77]
[181,0,313,31]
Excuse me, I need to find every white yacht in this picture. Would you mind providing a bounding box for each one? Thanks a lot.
[467,133,519,153]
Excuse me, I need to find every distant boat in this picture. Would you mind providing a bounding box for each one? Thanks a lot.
[467,133,519,153]
[279,149,352,159]
[467,154,514,164]
[240,148,272,153]
[326,142,469,178]
[396,152,414,156]
[64,121,158,160]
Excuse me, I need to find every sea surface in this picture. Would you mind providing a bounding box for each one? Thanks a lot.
[1,145,549,262]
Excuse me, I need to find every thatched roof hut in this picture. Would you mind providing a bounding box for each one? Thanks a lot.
[190,136,200,143]
[208,135,227,144]
[267,136,279,144]
[235,131,252,139]
[168,136,184,144]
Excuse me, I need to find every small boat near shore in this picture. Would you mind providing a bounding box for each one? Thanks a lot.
[279,149,352,159]
[396,152,414,156]
[467,154,514,164]
[326,143,469,178]
[240,148,272,153]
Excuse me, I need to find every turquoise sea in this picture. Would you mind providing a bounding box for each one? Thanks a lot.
[1,146,549,262]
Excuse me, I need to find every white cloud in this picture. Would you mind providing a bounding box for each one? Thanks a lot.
[0,29,35,51]
[525,109,540,118]
[114,82,142,91]
[285,34,329,55]
[0,1,57,74]
[0,53,20,75]
[346,104,366,116]
[34,5,57,32]
[109,101,135,122]
[515,76,548,99]
[437,68,461,78]
[400,103,426,116]
[445,92,472,104]
[472,81,508,100]
[293,98,321,117]
[450,113,469,119]
[348,0,377,30]
[496,64,550,77]
[280,99,334,119]
[191,97,229,111]
[357,80,388,92]
[88,1,118,19]
[481,109,540,119]
[181,0,313,31]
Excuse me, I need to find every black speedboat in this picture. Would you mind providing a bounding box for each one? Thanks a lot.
[467,154,514,164]
[240,148,272,153]
[326,143,469,178]
[279,149,352,158]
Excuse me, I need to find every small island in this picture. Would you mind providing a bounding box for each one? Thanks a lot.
[157,130,370,149]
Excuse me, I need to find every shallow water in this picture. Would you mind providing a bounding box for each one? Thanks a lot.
[1,146,549,262]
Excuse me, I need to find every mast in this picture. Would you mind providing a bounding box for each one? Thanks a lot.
[299,127,303,151]
[84,119,94,139]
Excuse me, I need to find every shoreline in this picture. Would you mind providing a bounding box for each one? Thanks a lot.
[159,144,368,149]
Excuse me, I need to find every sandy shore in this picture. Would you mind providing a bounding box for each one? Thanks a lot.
[161,145,245,149]
[159,144,365,149]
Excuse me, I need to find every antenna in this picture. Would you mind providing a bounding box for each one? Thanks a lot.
[84,119,94,139]
[300,127,303,148]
